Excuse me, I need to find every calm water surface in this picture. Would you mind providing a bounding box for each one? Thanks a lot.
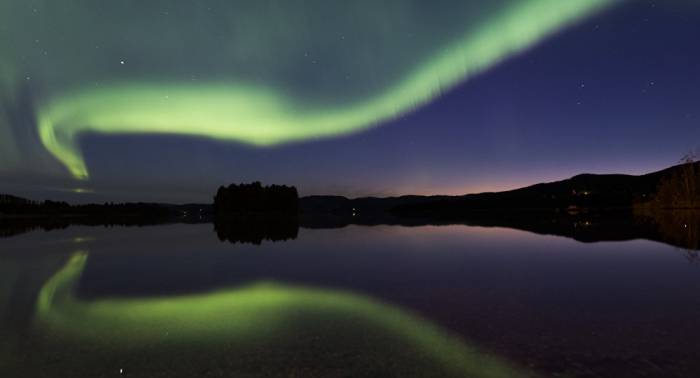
[1,223,700,377]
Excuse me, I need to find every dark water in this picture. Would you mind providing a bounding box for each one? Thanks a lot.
[2,222,700,377]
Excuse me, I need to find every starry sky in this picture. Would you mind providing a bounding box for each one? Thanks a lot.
[1,0,699,203]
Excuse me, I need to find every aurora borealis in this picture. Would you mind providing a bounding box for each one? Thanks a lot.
[1,0,700,200]
[2,1,612,177]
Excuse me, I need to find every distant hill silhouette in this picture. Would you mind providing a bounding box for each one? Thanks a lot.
[395,162,699,217]
[0,197,171,218]
[296,162,700,218]
[300,195,447,215]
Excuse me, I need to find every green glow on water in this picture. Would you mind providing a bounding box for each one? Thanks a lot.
[35,252,531,377]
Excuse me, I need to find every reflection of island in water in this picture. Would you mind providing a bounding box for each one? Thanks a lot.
[214,216,299,245]
[2,210,699,251]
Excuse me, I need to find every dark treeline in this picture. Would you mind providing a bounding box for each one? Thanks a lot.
[0,193,215,239]
[0,198,171,218]
[0,194,30,206]
[638,158,700,209]
[214,182,298,215]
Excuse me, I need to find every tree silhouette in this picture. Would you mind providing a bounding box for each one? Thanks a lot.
[213,182,299,215]
[652,153,700,209]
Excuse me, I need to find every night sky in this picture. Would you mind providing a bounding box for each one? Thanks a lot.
[1,0,699,203]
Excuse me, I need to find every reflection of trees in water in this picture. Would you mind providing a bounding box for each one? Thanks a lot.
[635,209,700,259]
[658,210,699,261]
[214,216,299,245]
[0,221,67,238]
[0,217,180,239]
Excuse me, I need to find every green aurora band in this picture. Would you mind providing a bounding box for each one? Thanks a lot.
[34,252,531,377]
[1,0,619,179]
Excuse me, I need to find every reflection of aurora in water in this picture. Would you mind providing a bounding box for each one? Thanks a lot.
[34,252,531,377]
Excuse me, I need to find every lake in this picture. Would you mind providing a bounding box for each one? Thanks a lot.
[1,220,700,377]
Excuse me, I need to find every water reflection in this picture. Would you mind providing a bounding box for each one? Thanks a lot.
[2,218,700,377]
[22,251,526,378]
[0,219,70,238]
[214,216,299,244]
[635,209,700,256]
[3,210,699,251]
